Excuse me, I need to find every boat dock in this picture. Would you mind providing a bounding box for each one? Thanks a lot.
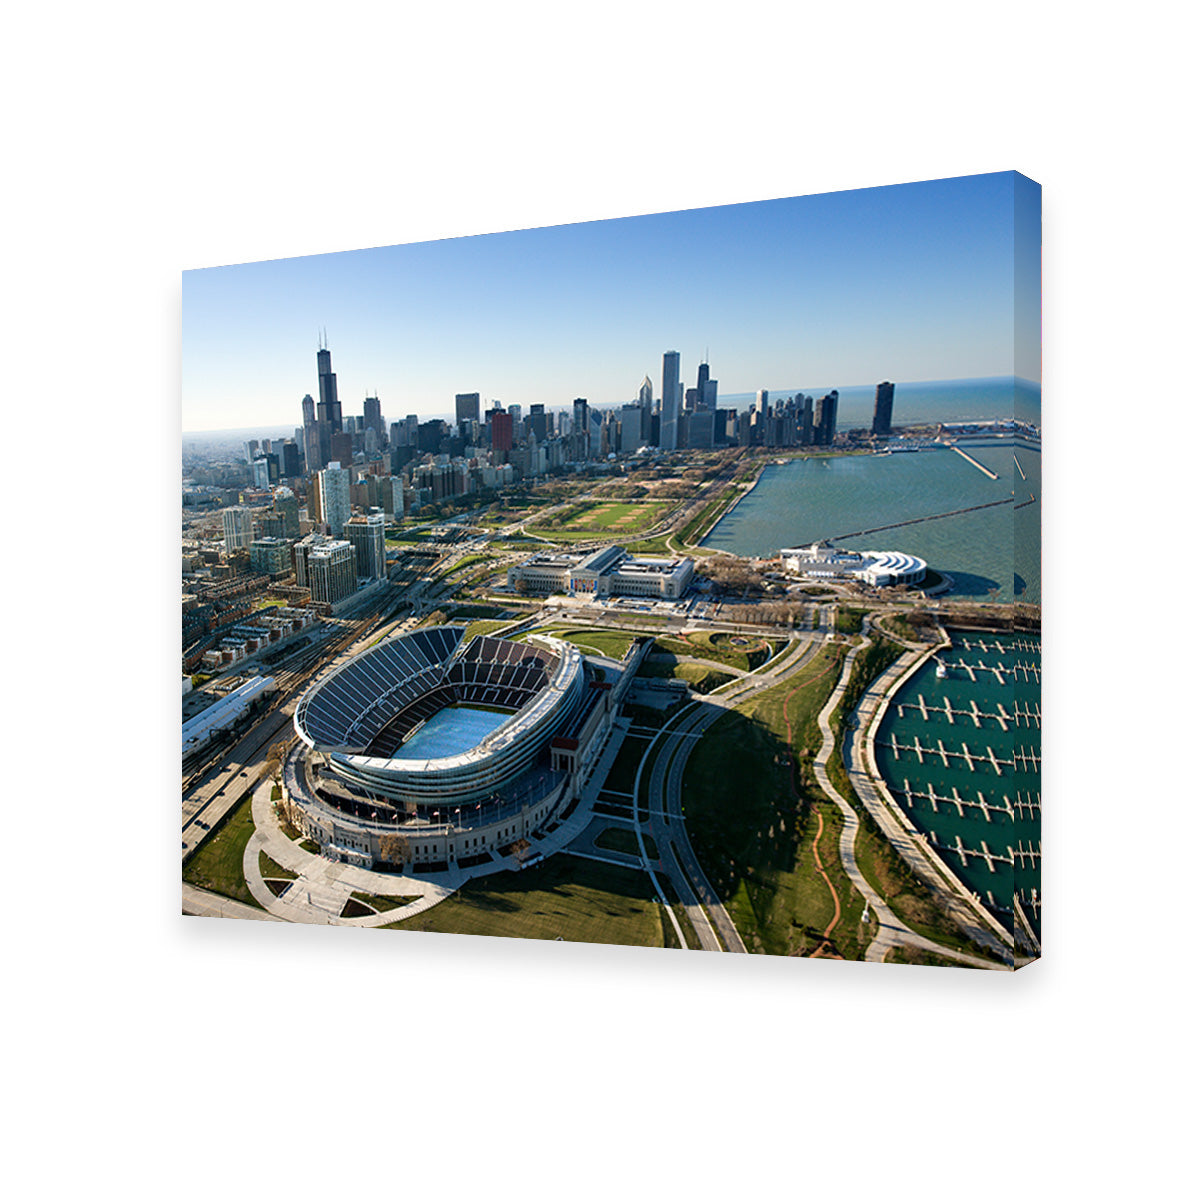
[895,692,1016,729]
[889,734,1013,773]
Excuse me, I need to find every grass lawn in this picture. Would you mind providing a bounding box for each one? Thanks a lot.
[351,890,419,913]
[600,729,652,796]
[463,619,519,640]
[183,791,263,910]
[886,944,981,968]
[386,854,668,947]
[259,850,297,881]
[835,606,872,635]
[529,626,639,659]
[679,644,878,958]
[526,499,672,541]
[638,658,734,694]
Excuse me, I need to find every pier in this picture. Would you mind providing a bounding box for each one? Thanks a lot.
[827,496,1013,543]
[895,692,1014,729]
[1013,791,1041,819]
[1013,840,1042,869]
[951,445,1000,479]
[886,734,1013,773]
[892,780,1010,822]
[1014,454,1027,482]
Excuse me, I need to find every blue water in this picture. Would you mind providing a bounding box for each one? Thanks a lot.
[703,376,1041,603]
[718,375,1041,430]
[873,632,1042,938]
[393,705,511,759]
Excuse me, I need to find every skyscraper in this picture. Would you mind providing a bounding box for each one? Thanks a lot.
[529,403,548,442]
[307,540,357,606]
[571,397,590,460]
[660,351,680,450]
[364,394,383,441]
[455,392,481,429]
[344,512,387,580]
[221,506,254,555]
[872,381,895,436]
[816,389,839,446]
[301,393,320,472]
[491,409,514,454]
[316,343,342,468]
[317,462,351,537]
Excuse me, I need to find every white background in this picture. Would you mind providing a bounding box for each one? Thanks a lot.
[4,3,1192,1197]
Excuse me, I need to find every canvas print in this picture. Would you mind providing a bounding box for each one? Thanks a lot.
[182,171,1041,969]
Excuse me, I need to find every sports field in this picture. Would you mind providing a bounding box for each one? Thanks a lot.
[526,500,672,541]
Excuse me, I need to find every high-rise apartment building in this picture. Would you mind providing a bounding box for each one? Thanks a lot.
[307,540,357,606]
[660,351,680,450]
[250,537,293,576]
[251,457,271,490]
[221,506,254,555]
[872,381,895,436]
[273,488,300,538]
[816,390,839,446]
[317,463,351,537]
[344,511,387,580]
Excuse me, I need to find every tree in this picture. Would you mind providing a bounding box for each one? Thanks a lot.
[378,835,412,865]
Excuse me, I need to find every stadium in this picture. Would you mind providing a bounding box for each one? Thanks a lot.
[284,626,622,870]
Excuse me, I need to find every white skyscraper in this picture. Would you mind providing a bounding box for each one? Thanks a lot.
[221,506,254,555]
[660,351,680,450]
[318,463,351,537]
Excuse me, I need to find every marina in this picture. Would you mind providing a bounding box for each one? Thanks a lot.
[874,631,1042,942]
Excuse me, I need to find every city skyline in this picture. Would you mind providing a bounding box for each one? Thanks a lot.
[183,172,1040,433]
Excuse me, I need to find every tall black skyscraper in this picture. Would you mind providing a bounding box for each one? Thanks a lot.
[316,341,341,468]
[872,381,895,436]
[816,389,839,446]
[364,394,383,441]
[455,392,481,430]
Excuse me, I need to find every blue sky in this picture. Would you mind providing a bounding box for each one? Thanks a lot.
[182,171,1040,432]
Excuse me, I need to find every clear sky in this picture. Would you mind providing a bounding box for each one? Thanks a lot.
[182,171,1040,433]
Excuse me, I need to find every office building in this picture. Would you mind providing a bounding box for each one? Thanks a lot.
[660,351,680,450]
[455,392,481,430]
[301,393,320,473]
[281,439,302,478]
[364,394,383,441]
[491,409,514,454]
[316,343,342,468]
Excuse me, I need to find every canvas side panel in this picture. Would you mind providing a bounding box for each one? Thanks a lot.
[1012,172,1042,963]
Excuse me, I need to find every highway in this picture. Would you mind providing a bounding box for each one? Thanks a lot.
[626,626,828,951]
